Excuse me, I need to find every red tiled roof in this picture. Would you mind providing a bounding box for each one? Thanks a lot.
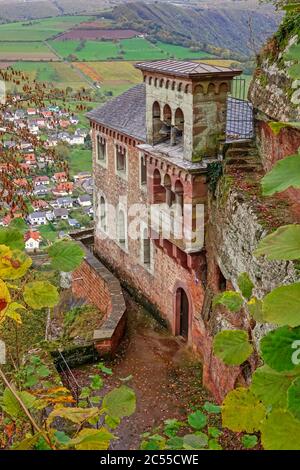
[24,230,41,242]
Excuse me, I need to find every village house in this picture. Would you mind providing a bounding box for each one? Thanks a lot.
[53,208,69,220]
[32,200,49,211]
[52,182,74,196]
[77,194,92,207]
[24,230,42,252]
[56,196,73,209]
[33,185,49,196]
[53,172,68,183]
[34,175,50,187]
[28,211,47,226]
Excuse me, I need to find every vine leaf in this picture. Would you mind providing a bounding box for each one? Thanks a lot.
[241,434,258,449]
[237,272,254,300]
[261,410,300,450]
[23,281,59,309]
[212,291,244,313]
[222,388,266,433]
[2,388,36,419]
[213,330,253,366]
[254,225,300,261]
[47,407,99,426]
[262,283,300,327]
[187,410,207,430]
[250,365,294,409]
[48,240,84,272]
[0,228,24,250]
[261,152,300,196]
[287,377,300,420]
[247,297,264,322]
[261,326,300,372]
[102,385,136,419]
[68,428,114,450]
[183,433,208,449]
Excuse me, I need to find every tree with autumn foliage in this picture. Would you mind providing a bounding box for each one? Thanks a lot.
[0,67,92,219]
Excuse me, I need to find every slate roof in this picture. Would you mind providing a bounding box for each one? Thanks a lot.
[87,83,253,143]
[86,84,146,142]
[135,60,242,79]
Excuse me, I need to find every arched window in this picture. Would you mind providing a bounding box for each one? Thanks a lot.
[163,104,172,126]
[159,78,164,88]
[152,102,162,145]
[117,209,126,249]
[100,195,107,232]
[164,173,174,207]
[174,108,184,144]
[166,80,170,89]
[178,82,183,92]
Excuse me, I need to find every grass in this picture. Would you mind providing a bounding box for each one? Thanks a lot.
[0,42,56,60]
[75,61,141,96]
[49,39,120,61]
[7,61,89,90]
[155,41,212,60]
[0,16,92,42]
[119,38,167,61]
[69,148,92,175]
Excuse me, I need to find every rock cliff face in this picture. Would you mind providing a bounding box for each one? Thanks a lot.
[248,13,300,121]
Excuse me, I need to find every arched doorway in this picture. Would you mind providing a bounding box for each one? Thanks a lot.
[176,288,189,340]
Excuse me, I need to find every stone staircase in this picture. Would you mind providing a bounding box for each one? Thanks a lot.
[224,140,263,173]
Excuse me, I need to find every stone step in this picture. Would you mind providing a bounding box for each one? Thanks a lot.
[227,139,256,150]
[226,148,258,158]
[226,156,260,166]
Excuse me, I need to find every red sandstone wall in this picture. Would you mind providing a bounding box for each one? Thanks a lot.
[72,260,112,317]
[257,121,300,220]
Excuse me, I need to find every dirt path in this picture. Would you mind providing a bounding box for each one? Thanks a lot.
[72,297,212,450]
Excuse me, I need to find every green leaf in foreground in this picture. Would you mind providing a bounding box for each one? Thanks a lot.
[23,281,59,309]
[187,410,207,430]
[262,283,300,327]
[183,433,208,449]
[250,365,293,409]
[241,434,258,449]
[203,401,221,414]
[213,330,253,366]
[287,377,300,420]
[237,272,254,300]
[0,228,24,250]
[212,291,244,312]
[222,388,266,433]
[261,410,300,450]
[48,240,84,272]
[254,225,300,261]
[261,153,300,196]
[102,385,136,419]
[261,326,300,372]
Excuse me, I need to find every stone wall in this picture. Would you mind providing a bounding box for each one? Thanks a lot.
[72,243,127,355]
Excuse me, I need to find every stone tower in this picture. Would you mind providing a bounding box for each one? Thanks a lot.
[135,60,242,161]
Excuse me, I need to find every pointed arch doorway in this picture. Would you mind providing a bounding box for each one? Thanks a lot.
[175,288,189,341]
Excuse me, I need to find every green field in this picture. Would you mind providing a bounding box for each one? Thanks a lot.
[0,16,92,42]
[49,37,214,62]
[155,41,212,60]
[49,39,120,61]
[0,42,56,60]
[8,61,90,90]
[69,148,92,175]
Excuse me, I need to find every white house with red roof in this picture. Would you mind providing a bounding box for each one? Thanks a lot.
[24,230,42,252]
